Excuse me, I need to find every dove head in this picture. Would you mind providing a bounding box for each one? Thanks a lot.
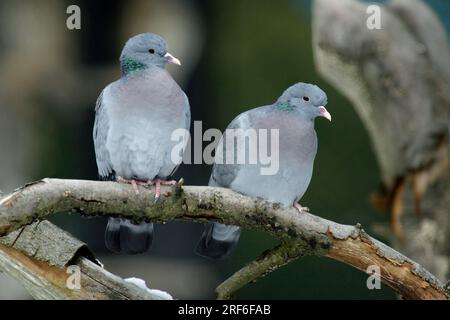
[120,33,181,75]
[276,83,331,122]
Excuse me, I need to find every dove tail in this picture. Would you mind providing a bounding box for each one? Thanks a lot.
[195,222,241,259]
[105,218,153,254]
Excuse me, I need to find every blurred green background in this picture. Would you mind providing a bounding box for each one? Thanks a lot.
[0,0,448,299]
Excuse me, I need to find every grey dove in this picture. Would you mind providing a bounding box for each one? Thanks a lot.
[93,33,190,254]
[196,83,330,259]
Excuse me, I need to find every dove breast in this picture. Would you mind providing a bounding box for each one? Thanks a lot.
[102,67,190,181]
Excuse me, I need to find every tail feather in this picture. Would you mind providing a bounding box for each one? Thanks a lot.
[105,218,153,254]
[104,218,121,253]
[195,222,241,259]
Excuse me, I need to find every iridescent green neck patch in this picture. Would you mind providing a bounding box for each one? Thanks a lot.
[121,57,147,75]
[275,102,295,112]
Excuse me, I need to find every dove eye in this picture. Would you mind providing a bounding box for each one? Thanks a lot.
[303,97,310,102]
[148,49,155,54]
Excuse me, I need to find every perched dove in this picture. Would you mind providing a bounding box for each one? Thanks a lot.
[196,83,330,259]
[93,33,190,254]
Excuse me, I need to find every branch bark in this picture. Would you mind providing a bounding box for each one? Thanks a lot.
[0,178,448,299]
[216,242,306,300]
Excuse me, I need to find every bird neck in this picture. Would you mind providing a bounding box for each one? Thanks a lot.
[274,102,315,122]
[120,57,149,76]
[275,101,295,112]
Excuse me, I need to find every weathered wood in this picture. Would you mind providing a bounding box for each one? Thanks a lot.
[1,220,95,267]
[0,220,171,300]
[0,178,448,299]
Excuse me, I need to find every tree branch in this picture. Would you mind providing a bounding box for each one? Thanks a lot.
[0,178,448,299]
[216,242,307,299]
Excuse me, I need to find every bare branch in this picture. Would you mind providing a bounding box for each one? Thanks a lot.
[216,242,307,300]
[0,178,448,299]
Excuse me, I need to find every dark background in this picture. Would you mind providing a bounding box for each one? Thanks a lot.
[0,0,448,299]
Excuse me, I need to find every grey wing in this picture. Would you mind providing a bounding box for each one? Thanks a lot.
[183,92,191,132]
[167,92,191,178]
[93,90,114,180]
[209,109,255,188]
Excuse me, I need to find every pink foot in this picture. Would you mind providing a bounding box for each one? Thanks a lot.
[117,176,148,194]
[148,179,176,202]
[117,177,176,201]
[293,202,310,213]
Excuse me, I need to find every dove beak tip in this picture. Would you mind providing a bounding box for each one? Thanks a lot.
[318,106,332,122]
[164,52,181,66]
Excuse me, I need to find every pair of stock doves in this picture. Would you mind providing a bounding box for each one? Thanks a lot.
[93,33,190,254]
[196,83,330,259]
